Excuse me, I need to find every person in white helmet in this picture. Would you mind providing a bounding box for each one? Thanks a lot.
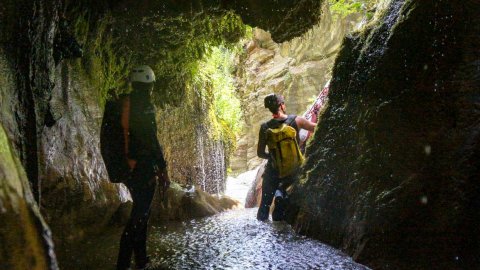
[111,65,169,270]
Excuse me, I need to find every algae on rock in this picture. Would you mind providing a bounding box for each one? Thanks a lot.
[0,124,58,270]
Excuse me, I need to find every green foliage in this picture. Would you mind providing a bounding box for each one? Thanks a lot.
[329,0,377,18]
[66,4,247,107]
[113,10,247,106]
[184,44,244,158]
[195,46,243,134]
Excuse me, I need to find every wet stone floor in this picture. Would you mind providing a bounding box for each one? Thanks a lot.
[63,208,369,270]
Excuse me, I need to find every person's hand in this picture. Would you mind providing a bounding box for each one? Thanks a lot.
[156,169,170,190]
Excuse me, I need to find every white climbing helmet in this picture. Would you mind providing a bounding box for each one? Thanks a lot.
[130,65,156,83]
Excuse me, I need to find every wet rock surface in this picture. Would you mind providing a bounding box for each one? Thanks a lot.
[39,63,131,259]
[0,124,58,270]
[150,182,241,223]
[156,99,231,194]
[0,49,21,149]
[288,0,480,268]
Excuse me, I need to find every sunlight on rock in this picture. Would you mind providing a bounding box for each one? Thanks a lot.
[225,169,259,205]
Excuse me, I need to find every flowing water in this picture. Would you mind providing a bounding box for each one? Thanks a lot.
[148,208,369,270]
[64,207,369,270]
[63,176,366,269]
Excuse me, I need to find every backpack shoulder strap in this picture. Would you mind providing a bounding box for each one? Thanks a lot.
[120,96,131,157]
[286,115,297,126]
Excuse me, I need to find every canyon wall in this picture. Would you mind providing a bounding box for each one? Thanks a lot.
[288,0,480,269]
[0,50,58,270]
[232,3,365,174]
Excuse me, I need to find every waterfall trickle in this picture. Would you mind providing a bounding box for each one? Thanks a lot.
[196,130,207,192]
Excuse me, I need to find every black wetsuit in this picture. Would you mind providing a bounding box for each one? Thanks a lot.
[257,115,299,221]
[116,89,167,270]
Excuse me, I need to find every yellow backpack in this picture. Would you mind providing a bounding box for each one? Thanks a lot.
[266,122,304,178]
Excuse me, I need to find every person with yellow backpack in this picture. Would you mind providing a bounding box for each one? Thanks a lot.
[256,93,316,221]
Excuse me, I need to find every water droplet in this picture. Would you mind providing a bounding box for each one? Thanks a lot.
[420,195,428,204]
[424,145,431,155]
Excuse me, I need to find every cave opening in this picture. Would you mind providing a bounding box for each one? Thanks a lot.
[2,0,480,269]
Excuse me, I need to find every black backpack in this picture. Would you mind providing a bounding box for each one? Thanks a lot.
[100,96,130,183]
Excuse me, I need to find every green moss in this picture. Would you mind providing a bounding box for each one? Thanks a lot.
[329,0,377,18]
[0,124,9,154]
[191,44,247,159]
[148,11,247,106]
[195,46,243,133]
[69,10,132,106]
[65,4,249,177]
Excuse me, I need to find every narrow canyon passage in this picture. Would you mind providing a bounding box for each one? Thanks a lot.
[60,177,369,269]
[149,208,368,270]
[2,1,479,269]
[63,207,369,270]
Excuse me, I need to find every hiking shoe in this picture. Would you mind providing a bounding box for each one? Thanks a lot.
[272,196,286,221]
[274,189,284,199]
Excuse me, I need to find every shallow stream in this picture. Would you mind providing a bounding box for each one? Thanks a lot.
[63,207,368,270]
[148,208,369,270]
[62,173,369,270]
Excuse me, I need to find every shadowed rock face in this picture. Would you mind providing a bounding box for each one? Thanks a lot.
[288,0,480,269]
[220,0,322,43]
[2,0,131,265]
[111,0,322,43]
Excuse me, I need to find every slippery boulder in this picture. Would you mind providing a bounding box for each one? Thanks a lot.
[150,182,241,223]
[288,0,480,269]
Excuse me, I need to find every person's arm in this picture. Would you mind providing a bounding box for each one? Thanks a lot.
[257,125,270,159]
[151,120,169,188]
[296,116,316,132]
